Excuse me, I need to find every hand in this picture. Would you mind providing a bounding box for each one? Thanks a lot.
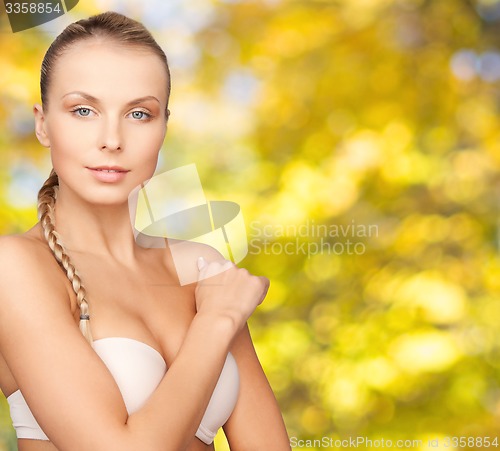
[194,257,269,333]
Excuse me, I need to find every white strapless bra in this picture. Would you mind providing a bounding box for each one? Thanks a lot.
[6,337,240,445]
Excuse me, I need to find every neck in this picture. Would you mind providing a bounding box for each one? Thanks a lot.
[53,187,141,263]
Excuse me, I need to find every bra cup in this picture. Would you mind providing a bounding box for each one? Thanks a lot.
[92,337,167,414]
[200,352,240,431]
[6,390,49,440]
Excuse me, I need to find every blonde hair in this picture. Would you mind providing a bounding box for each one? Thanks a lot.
[37,169,93,343]
[37,11,171,345]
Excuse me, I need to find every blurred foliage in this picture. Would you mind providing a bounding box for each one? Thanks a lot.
[2,0,500,450]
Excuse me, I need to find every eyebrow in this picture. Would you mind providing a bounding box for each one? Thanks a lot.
[61,91,160,107]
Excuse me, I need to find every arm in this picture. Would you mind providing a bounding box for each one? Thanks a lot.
[0,236,266,451]
[223,324,291,450]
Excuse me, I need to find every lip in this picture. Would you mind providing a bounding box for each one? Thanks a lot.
[86,166,130,183]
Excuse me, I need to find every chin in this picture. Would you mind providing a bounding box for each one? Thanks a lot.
[79,190,132,208]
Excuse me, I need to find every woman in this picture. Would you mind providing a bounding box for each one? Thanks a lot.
[0,11,290,451]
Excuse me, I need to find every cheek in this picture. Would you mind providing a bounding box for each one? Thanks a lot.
[47,124,86,172]
[127,125,164,157]
[125,126,164,176]
[47,116,95,153]
[134,147,161,180]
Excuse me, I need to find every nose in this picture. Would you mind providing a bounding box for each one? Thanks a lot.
[99,117,122,152]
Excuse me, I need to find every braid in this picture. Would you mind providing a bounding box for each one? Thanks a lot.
[37,168,93,346]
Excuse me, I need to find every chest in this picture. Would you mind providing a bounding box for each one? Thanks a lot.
[69,250,197,368]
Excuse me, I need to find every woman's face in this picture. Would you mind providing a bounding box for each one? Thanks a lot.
[34,39,169,207]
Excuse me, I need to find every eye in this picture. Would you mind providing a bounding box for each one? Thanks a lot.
[71,107,94,117]
[130,110,151,120]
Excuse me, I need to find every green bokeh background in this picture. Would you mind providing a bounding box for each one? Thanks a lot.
[1,0,500,449]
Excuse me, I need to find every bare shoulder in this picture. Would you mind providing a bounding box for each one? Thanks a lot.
[0,226,76,314]
[0,226,62,275]
[166,238,228,286]
[0,230,45,260]
[167,238,226,261]
[136,233,228,286]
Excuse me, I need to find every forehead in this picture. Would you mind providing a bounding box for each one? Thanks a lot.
[50,39,168,101]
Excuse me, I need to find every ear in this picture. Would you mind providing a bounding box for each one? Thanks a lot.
[33,103,50,148]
